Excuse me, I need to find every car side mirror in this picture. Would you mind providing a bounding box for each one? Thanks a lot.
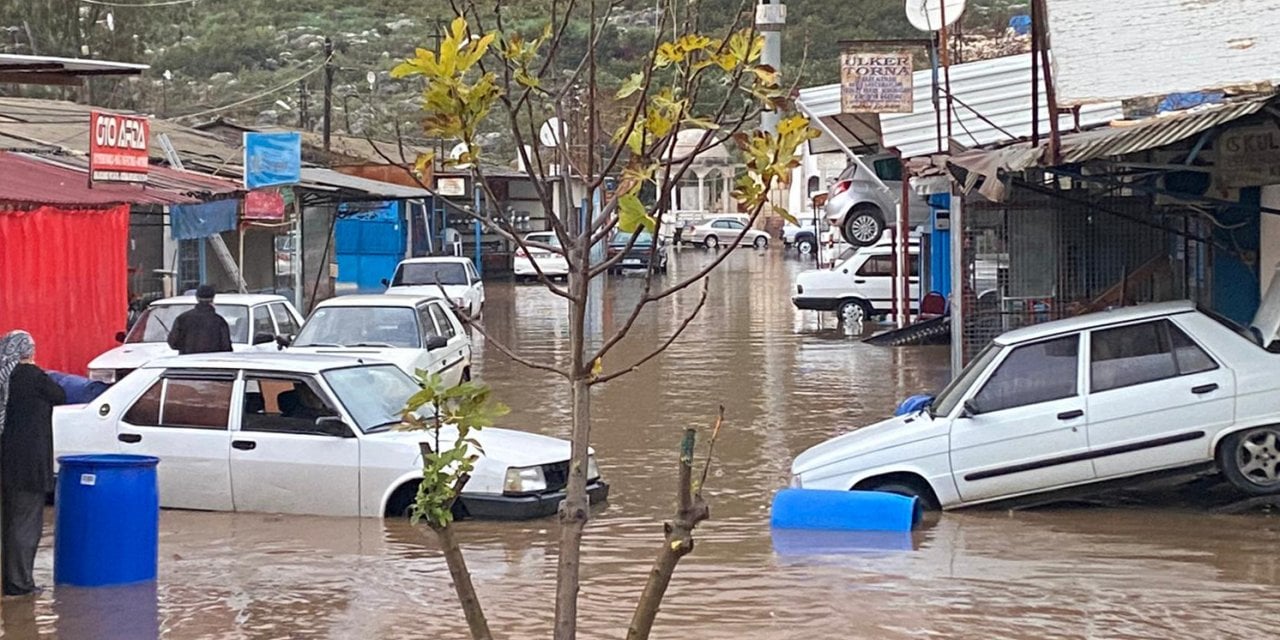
[252,332,276,346]
[425,336,449,351]
[115,331,127,343]
[381,278,390,287]
[961,399,980,418]
[315,416,354,438]
[275,334,293,349]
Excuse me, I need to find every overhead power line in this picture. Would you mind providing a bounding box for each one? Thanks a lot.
[77,0,203,7]
[173,55,331,121]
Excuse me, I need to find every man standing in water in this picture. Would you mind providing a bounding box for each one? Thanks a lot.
[167,284,233,355]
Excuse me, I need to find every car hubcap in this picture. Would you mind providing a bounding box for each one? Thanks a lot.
[841,303,865,324]
[798,240,813,254]
[707,237,718,249]
[755,237,766,248]
[1237,428,1280,486]
[850,215,880,243]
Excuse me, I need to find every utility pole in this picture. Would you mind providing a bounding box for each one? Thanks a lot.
[323,36,334,154]
[297,81,308,129]
[756,0,785,135]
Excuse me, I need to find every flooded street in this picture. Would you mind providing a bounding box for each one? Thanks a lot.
[8,250,1280,639]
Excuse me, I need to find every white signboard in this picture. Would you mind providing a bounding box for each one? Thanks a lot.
[1217,123,1280,188]
[1046,0,1280,104]
[436,177,467,197]
[840,50,914,114]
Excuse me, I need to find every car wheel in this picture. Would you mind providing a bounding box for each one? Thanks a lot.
[753,235,768,249]
[841,205,886,247]
[860,481,939,511]
[796,237,815,254]
[704,235,720,250]
[462,366,472,382]
[837,299,871,325]
[1219,426,1280,495]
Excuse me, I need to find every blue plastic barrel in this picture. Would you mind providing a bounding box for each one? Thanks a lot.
[55,454,160,587]
[770,488,922,532]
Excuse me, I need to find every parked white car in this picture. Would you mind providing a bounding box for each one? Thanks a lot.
[513,231,569,281]
[790,301,1280,509]
[682,216,771,250]
[286,294,472,385]
[384,257,485,316]
[87,294,303,384]
[54,354,608,519]
[792,235,921,324]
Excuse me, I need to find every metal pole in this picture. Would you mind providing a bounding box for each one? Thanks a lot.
[293,190,304,312]
[323,36,334,154]
[473,179,483,276]
[898,154,910,329]
[949,185,965,376]
[939,3,953,143]
[756,0,785,135]
[1030,0,1040,146]
[1035,0,1062,164]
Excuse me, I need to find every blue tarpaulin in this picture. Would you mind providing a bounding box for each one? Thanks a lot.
[244,132,302,189]
[170,199,238,239]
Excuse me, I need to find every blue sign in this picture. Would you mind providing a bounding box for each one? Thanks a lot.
[244,132,301,189]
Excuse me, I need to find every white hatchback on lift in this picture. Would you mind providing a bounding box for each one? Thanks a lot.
[791,234,921,324]
[384,257,485,316]
[286,294,473,385]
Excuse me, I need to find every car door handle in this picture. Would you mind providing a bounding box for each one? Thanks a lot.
[118,433,142,444]
[1192,383,1219,395]
[854,279,866,284]
[232,440,257,451]
[1057,409,1084,420]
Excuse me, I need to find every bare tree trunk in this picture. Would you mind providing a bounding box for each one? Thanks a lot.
[554,246,593,640]
[626,428,710,640]
[431,522,494,640]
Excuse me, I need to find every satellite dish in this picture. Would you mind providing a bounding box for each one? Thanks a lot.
[449,142,472,168]
[539,117,563,148]
[904,0,966,32]
[366,71,376,91]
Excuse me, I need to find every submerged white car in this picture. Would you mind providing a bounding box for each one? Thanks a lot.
[790,301,1280,509]
[87,294,303,384]
[385,257,485,316]
[287,294,472,385]
[54,354,608,519]
[513,231,569,281]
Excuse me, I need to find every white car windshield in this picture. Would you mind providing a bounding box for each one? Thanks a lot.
[930,343,1003,417]
[293,306,420,348]
[126,304,249,344]
[525,233,561,248]
[393,263,468,286]
[323,364,424,432]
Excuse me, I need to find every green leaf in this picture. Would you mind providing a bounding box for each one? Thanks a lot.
[618,193,656,234]
[616,72,644,99]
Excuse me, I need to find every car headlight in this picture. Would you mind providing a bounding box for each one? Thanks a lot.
[587,456,600,481]
[789,473,803,489]
[88,369,116,384]
[504,465,547,494]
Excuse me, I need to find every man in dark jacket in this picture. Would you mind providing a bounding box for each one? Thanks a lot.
[167,285,233,355]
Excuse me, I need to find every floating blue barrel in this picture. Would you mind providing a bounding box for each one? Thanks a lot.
[55,454,160,587]
[770,488,922,532]
[894,394,934,416]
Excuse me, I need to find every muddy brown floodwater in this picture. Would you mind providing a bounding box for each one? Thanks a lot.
[7,250,1280,639]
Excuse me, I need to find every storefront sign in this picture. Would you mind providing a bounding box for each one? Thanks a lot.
[1217,123,1280,188]
[89,111,150,183]
[840,50,913,114]
[244,132,302,189]
[244,188,286,220]
[437,176,467,197]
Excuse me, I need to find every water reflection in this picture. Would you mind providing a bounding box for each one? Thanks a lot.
[10,250,1280,638]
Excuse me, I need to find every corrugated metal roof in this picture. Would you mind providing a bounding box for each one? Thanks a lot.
[299,168,430,199]
[795,83,881,154]
[0,152,222,206]
[797,54,1126,159]
[0,54,148,74]
[29,153,242,199]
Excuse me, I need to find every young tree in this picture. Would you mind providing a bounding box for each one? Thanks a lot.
[388,3,816,638]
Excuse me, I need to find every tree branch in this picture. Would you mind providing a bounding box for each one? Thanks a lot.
[591,279,708,385]
[461,315,570,379]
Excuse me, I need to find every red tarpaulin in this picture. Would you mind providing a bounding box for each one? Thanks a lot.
[0,204,129,375]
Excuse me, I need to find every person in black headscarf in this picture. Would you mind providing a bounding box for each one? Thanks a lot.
[167,284,232,355]
[0,330,66,597]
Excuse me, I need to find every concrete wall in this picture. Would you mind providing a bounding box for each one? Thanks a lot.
[1262,186,1280,298]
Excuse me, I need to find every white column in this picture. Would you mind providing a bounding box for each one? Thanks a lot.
[1262,185,1280,298]
[697,173,706,215]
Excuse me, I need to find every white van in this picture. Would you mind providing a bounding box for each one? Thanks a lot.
[791,235,920,324]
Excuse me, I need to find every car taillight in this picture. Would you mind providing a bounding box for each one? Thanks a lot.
[830,179,853,198]
[516,248,527,258]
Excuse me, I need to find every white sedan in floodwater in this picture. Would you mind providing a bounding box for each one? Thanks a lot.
[790,301,1280,509]
[54,353,608,519]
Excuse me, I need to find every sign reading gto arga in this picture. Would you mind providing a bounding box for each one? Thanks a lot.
[90,111,150,183]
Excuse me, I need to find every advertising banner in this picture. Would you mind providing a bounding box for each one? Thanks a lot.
[244,132,302,189]
[840,50,914,114]
[89,111,150,183]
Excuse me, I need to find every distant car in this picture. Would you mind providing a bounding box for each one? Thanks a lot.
[792,234,921,324]
[87,294,303,384]
[682,216,770,250]
[781,219,829,254]
[790,301,1280,510]
[607,230,668,274]
[513,231,569,281]
[286,294,472,386]
[54,354,609,519]
[824,155,931,247]
[384,257,485,316]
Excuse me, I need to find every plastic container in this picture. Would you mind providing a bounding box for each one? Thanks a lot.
[54,454,160,587]
[770,488,921,532]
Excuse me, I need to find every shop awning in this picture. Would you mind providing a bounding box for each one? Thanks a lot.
[0,152,240,207]
[0,54,147,86]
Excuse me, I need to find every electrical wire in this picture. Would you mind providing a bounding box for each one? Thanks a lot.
[172,55,331,121]
[78,0,202,7]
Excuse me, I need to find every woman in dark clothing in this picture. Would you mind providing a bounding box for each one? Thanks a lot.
[0,330,65,597]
